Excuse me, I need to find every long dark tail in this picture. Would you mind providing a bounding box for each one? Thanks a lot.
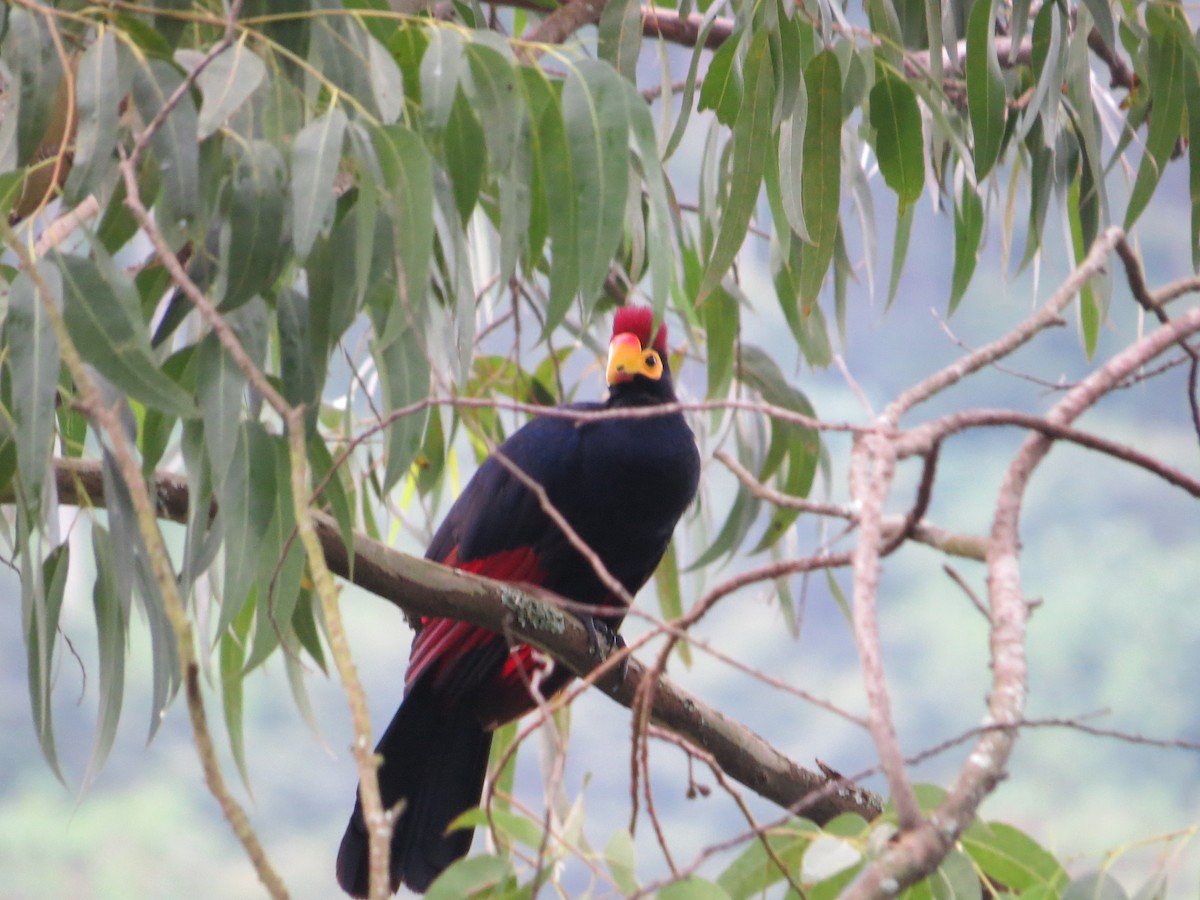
[335,678,492,896]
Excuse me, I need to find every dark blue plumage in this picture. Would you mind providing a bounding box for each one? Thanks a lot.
[336,308,700,896]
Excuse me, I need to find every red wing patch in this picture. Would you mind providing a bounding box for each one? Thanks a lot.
[405,545,546,691]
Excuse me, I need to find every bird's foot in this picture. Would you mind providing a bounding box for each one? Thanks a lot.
[582,616,629,681]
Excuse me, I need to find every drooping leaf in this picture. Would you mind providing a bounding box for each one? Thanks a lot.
[718,822,816,900]
[949,175,984,314]
[620,76,677,313]
[5,9,64,166]
[1125,15,1187,229]
[798,50,843,311]
[292,105,347,260]
[962,820,1069,893]
[698,31,744,127]
[598,0,643,82]
[443,89,486,222]
[80,525,127,795]
[375,324,431,492]
[23,537,69,781]
[563,59,630,307]
[220,139,287,309]
[246,435,306,671]
[131,57,201,246]
[966,0,1007,181]
[420,26,465,132]
[5,265,60,507]
[698,30,773,303]
[463,43,521,172]
[370,123,435,330]
[64,32,124,206]
[870,71,924,210]
[216,423,277,633]
[177,43,267,140]
[220,592,255,790]
[55,253,197,418]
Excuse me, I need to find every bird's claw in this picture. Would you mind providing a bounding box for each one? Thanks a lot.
[582,616,629,681]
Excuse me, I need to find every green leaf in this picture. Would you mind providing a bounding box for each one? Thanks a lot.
[663,17,719,160]
[443,89,486,222]
[5,9,64,165]
[98,449,178,741]
[221,140,287,309]
[525,71,579,331]
[463,44,521,172]
[367,32,405,124]
[5,264,59,507]
[605,829,638,895]
[176,43,266,140]
[371,124,435,326]
[452,807,543,849]
[131,58,201,245]
[23,538,69,781]
[64,32,124,206]
[870,71,924,209]
[718,822,816,899]
[220,592,255,790]
[598,0,643,82]
[698,31,743,127]
[1068,176,1101,358]
[1063,872,1129,900]
[1013,2,1064,148]
[277,287,318,428]
[658,877,732,900]
[375,325,431,491]
[777,77,810,241]
[962,820,1068,893]
[310,6,381,117]
[290,587,327,673]
[563,59,630,305]
[81,525,127,795]
[420,26,465,131]
[738,345,819,549]
[912,849,981,900]
[653,542,691,665]
[246,435,306,671]
[698,30,773,303]
[291,105,347,260]
[425,855,514,900]
[949,176,984,314]
[620,76,676,313]
[701,283,738,398]
[887,201,914,307]
[966,0,1007,180]
[1187,51,1200,272]
[798,50,842,310]
[55,253,197,418]
[1125,18,1187,229]
[308,432,354,567]
[216,424,277,632]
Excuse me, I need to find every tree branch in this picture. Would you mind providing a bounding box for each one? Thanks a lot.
[43,457,883,827]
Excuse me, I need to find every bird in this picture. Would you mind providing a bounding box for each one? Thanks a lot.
[335,306,701,896]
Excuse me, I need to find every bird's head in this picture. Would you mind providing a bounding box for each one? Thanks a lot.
[606,306,676,404]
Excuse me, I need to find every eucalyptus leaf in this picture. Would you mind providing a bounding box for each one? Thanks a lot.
[5,265,59,508]
[292,106,347,260]
[177,43,267,140]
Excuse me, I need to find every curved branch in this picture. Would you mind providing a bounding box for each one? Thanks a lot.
[45,457,883,828]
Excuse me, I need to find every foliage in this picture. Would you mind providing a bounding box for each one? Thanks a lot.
[0,0,1198,897]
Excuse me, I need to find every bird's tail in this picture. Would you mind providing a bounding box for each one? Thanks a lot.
[335,678,492,896]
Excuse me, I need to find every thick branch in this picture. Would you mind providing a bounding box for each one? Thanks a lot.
[45,457,882,827]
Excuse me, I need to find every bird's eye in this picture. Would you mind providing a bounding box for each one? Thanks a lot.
[645,355,658,368]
